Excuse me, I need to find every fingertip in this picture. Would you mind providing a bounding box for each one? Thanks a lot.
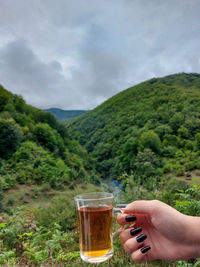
[131,246,151,263]
[116,213,126,225]
[123,200,156,215]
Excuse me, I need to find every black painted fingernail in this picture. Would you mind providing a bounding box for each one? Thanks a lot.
[136,234,147,243]
[130,227,142,236]
[141,246,151,254]
[125,216,136,222]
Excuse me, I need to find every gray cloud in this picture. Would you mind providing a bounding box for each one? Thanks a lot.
[0,39,78,109]
[0,0,200,109]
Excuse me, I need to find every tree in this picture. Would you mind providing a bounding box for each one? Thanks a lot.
[34,110,58,130]
[155,124,172,140]
[0,86,10,112]
[0,95,9,112]
[178,125,189,138]
[138,130,161,153]
[133,149,162,189]
[169,112,184,132]
[0,118,23,158]
[13,95,26,113]
[33,123,57,152]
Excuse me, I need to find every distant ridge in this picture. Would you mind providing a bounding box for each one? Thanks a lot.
[44,108,88,122]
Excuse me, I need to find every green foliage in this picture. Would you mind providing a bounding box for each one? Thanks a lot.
[177,260,200,267]
[44,108,88,122]
[0,251,15,265]
[132,149,162,189]
[178,126,189,138]
[0,186,199,266]
[0,118,23,158]
[2,75,200,266]
[67,73,200,181]
[0,91,9,112]
[155,124,172,140]
[33,123,58,152]
[121,173,154,202]
[195,133,200,150]
[169,112,184,133]
[0,84,98,198]
[1,141,70,187]
[174,185,200,216]
[158,177,188,205]
[139,130,161,153]
[34,110,58,129]
[33,196,76,231]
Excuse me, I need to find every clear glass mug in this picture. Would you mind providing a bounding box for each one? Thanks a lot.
[74,192,124,263]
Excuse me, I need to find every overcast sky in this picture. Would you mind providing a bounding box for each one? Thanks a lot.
[0,0,200,110]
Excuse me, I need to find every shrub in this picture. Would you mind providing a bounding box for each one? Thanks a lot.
[33,196,77,231]
[0,118,23,158]
[174,185,200,216]
[33,123,57,152]
[175,166,184,176]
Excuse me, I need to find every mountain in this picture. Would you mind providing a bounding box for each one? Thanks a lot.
[44,108,88,122]
[1,75,200,267]
[67,73,200,184]
[0,84,98,209]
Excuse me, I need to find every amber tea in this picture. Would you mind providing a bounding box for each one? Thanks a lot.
[78,206,113,258]
[75,192,114,263]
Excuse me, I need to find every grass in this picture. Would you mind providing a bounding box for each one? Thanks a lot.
[176,170,200,186]
[2,182,102,210]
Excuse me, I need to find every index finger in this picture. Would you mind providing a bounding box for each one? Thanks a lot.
[116,213,146,227]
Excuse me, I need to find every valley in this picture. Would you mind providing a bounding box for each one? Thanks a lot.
[1,73,200,266]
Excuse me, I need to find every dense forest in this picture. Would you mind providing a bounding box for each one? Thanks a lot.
[67,73,200,187]
[0,85,98,197]
[1,73,200,266]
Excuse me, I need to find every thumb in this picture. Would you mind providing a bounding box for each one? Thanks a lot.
[117,200,160,226]
[124,200,158,214]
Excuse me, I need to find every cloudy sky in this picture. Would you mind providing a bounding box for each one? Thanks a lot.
[0,0,200,110]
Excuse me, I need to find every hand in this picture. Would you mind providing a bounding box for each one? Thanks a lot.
[117,200,200,263]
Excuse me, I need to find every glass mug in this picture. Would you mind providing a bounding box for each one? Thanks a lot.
[74,192,124,263]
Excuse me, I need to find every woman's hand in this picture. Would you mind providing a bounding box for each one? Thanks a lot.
[117,200,200,263]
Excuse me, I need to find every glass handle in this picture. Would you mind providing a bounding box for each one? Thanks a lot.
[113,204,134,241]
[113,205,128,241]
[113,204,127,215]
[113,207,123,214]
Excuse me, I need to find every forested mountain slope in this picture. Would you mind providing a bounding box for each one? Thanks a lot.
[44,108,88,122]
[67,73,200,185]
[1,76,200,267]
[0,85,97,210]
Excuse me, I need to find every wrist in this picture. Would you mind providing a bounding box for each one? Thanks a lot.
[184,215,200,258]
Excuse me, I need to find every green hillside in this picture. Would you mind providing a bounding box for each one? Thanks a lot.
[44,108,88,122]
[0,85,98,209]
[1,76,200,266]
[67,73,200,186]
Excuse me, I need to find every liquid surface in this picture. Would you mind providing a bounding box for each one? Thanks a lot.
[78,206,113,257]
